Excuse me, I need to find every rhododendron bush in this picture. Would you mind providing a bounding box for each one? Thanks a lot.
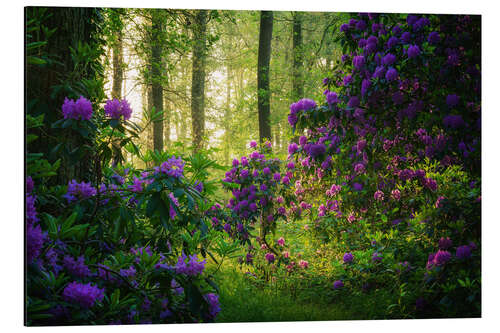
[283,13,480,317]
[26,100,221,325]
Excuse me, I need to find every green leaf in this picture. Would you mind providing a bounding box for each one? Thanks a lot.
[61,212,78,230]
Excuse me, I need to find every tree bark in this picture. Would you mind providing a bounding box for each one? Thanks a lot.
[190,10,208,152]
[224,64,232,164]
[292,12,304,102]
[257,11,273,145]
[111,28,123,99]
[111,25,124,166]
[151,10,164,152]
[163,94,171,148]
[26,7,101,184]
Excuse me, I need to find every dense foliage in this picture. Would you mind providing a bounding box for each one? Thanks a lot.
[25,9,480,325]
[282,13,481,317]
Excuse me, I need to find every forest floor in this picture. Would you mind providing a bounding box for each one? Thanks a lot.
[211,263,395,323]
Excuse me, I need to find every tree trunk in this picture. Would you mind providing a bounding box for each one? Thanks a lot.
[111,26,124,166]
[163,94,171,148]
[223,64,232,164]
[292,12,304,102]
[26,7,101,184]
[151,10,164,152]
[190,10,208,152]
[257,11,273,145]
[111,29,123,99]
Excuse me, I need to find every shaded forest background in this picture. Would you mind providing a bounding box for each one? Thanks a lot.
[27,7,346,170]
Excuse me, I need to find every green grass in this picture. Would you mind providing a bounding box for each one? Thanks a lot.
[212,265,396,323]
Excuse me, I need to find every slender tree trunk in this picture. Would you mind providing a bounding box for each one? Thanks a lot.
[163,94,171,148]
[224,64,232,164]
[111,27,124,166]
[146,85,154,153]
[257,10,273,145]
[190,10,208,152]
[111,29,123,99]
[151,10,164,152]
[292,12,304,102]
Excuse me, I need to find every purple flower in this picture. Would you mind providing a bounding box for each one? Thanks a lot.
[204,293,221,319]
[263,167,271,175]
[374,190,384,201]
[62,96,93,120]
[299,136,307,146]
[343,75,353,86]
[428,31,440,44]
[385,68,398,81]
[240,169,249,178]
[104,98,132,120]
[407,15,419,27]
[250,140,258,148]
[433,250,451,266]
[340,24,349,33]
[62,282,104,308]
[288,142,298,154]
[401,31,411,44]
[356,19,367,31]
[367,35,378,45]
[387,36,399,49]
[372,66,386,79]
[194,180,203,192]
[282,176,290,185]
[333,280,344,289]
[309,143,326,158]
[26,176,34,194]
[175,253,206,276]
[119,265,137,278]
[265,253,275,263]
[424,178,438,191]
[354,163,365,175]
[62,255,91,278]
[159,156,185,178]
[407,45,421,59]
[364,42,377,54]
[347,96,360,108]
[438,237,452,250]
[446,94,460,107]
[26,222,43,263]
[391,189,401,201]
[352,182,363,191]
[456,245,472,259]
[343,252,354,264]
[232,158,239,167]
[382,53,396,66]
[26,193,39,225]
[273,172,281,182]
[296,98,317,111]
[326,91,339,104]
[352,55,365,70]
[63,180,97,202]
